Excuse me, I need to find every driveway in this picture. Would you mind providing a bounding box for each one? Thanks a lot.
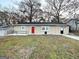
[62,34,79,40]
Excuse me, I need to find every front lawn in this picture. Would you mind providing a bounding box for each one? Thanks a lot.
[0,35,79,59]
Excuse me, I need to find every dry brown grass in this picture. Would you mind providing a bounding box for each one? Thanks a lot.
[0,35,79,59]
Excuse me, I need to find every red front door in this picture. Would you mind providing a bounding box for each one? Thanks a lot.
[32,27,35,33]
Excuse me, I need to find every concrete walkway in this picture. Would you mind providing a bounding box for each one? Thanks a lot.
[6,33,79,40]
[8,33,28,36]
[62,34,79,40]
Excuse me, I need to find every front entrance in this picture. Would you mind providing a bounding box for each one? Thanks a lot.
[31,27,35,34]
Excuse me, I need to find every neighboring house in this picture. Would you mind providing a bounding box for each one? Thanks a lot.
[0,26,13,36]
[64,19,79,31]
[13,22,69,35]
[0,28,7,36]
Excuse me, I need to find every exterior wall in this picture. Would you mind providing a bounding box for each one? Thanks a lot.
[52,26,60,34]
[13,25,69,35]
[27,26,32,34]
[7,27,14,34]
[64,26,69,34]
[30,26,60,35]
[27,26,48,35]
[14,26,29,34]
[0,29,7,36]
[34,26,43,35]
[14,26,21,32]
[77,24,79,30]
[34,26,51,35]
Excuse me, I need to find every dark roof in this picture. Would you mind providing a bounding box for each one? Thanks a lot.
[20,22,64,24]
[14,22,69,26]
[0,26,8,28]
[0,25,11,29]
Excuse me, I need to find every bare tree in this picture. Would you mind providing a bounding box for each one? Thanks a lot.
[68,0,79,31]
[19,0,41,23]
[45,0,79,23]
[72,0,79,31]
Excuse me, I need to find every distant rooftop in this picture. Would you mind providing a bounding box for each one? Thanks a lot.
[63,18,79,23]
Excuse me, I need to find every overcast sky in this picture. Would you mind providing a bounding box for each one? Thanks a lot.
[0,0,46,9]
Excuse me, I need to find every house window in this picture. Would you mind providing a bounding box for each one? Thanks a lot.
[21,26,25,31]
[22,26,24,29]
[46,27,48,30]
[42,27,45,30]
[42,26,49,31]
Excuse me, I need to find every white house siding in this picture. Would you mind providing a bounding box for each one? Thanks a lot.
[17,26,30,34]
[14,26,29,34]
[35,26,69,35]
[35,26,51,35]
[52,26,62,34]
[7,27,14,34]
[76,24,79,30]
[64,27,69,34]
[27,26,32,35]
[14,26,20,33]
[77,24,79,30]
[27,26,46,35]
[13,25,69,35]
[34,26,43,35]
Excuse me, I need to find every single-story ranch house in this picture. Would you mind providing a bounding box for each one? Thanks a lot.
[13,22,69,35]
[0,22,69,36]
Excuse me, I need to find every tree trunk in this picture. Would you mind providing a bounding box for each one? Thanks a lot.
[29,16,32,23]
[57,16,60,23]
[76,23,77,31]
[57,13,60,23]
[75,20,78,31]
[56,16,60,23]
[56,12,60,23]
[29,5,33,23]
